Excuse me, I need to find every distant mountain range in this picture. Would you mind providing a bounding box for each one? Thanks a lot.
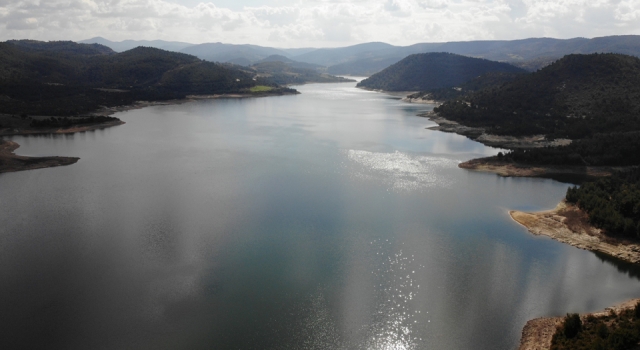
[79,37,195,53]
[0,40,292,116]
[80,37,317,65]
[357,53,526,91]
[247,60,353,85]
[81,35,640,76]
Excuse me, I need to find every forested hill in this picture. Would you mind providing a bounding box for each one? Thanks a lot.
[0,40,289,116]
[7,40,114,56]
[356,53,526,91]
[434,53,640,139]
[406,71,525,102]
[249,61,354,85]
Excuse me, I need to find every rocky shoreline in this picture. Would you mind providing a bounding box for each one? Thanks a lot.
[401,96,441,105]
[510,201,640,264]
[0,139,79,174]
[458,156,619,178]
[416,110,640,349]
[518,298,640,350]
[421,111,572,149]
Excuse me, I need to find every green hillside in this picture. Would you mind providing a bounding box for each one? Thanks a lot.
[250,61,353,85]
[434,53,640,138]
[356,52,526,91]
[406,71,525,102]
[8,39,113,56]
[0,41,289,116]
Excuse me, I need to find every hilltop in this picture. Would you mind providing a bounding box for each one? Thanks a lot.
[79,36,640,76]
[0,40,295,117]
[357,52,526,91]
[434,53,640,139]
[249,60,353,85]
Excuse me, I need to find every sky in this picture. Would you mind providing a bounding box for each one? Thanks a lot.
[1,0,639,48]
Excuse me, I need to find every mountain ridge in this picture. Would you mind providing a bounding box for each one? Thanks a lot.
[357,52,526,91]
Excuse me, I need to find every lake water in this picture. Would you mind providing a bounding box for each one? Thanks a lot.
[2,82,640,350]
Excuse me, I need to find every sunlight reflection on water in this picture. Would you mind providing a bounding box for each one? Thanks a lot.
[346,150,458,191]
[366,239,424,350]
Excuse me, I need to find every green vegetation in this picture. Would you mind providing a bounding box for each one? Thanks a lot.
[406,71,525,102]
[249,61,354,85]
[357,52,525,91]
[502,132,640,167]
[434,53,640,139]
[28,116,119,128]
[565,168,640,238]
[551,304,640,350]
[0,40,295,117]
[249,85,273,92]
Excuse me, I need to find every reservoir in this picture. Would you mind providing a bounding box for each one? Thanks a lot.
[1,81,639,349]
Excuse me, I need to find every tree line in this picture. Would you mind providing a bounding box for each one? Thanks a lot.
[551,303,640,350]
[565,168,640,238]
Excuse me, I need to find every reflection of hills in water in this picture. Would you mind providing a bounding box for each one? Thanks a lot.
[594,251,640,281]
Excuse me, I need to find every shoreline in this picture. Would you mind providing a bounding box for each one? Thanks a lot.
[458,156,620,179]
[90,90,300,117]
[421,111,572,149]
[0,119,125,137]
[509,201,640,264]
[413,107,640,349]
[401,96,442,105]
[0,90,298,173]
[518,298,640,350]
[0,139,78,173]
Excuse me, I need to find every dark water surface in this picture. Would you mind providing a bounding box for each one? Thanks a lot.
[2,82,640,350]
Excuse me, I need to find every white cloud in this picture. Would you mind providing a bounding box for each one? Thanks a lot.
[6,17,38,30]
[0,0,638,47]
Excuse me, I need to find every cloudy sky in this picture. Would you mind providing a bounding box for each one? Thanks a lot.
[1,0,639,48]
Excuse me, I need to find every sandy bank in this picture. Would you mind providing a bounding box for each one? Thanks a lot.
[421,111,571,149]
[0,139,78,173]
[458,157,619,178]
[518,298,640,350]
[510,201,640,264]
[401,96,441,105]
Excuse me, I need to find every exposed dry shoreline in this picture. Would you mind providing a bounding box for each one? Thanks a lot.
[420,111,624,179]
[421,111,572,149]
[0,139,78,173]
[510,201,640,264]
[518,298,640,350]
[401,96,442,105]
[459,157,620,178]
[414,108,640,349]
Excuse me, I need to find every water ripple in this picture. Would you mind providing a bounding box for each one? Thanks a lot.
[345,150,458,191]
